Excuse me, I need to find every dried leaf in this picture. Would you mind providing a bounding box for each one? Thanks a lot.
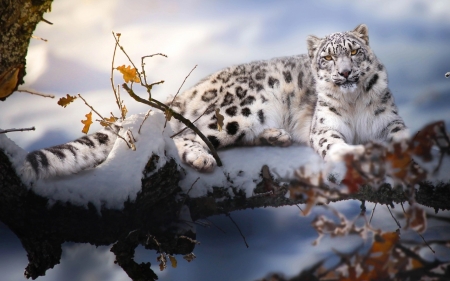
[116,65,140,83]
[81,112,93,134]
[215,108,224,131]
[164,108,173,122]
[100,116,118,127]
[0,65,21,99]
[169,255,177,268]
[405,204,427,233]
[121,104,128,119]
[183,252,196,262]
[58,94,77,108]
[341,154,365,193]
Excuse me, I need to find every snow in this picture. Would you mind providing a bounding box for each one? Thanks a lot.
[0,111,326,210]
[1,111,448,210]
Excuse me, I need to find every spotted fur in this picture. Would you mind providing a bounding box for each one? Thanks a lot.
[21,24,408,179]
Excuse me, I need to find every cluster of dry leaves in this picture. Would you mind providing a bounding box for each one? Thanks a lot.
[285,121,450,280]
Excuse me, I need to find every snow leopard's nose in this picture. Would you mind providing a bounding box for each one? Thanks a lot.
[339,70,351,78]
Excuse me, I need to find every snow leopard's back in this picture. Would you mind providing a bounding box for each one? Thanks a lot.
[168,54,317,147]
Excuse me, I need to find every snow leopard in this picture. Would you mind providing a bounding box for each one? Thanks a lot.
[21,24,408,181]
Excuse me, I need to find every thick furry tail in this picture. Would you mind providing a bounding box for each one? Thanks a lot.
[21,126,120,182]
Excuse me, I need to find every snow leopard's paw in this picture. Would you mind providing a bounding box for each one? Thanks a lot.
[174,137,216,172]
[257,128,292,147]
[326,143,365,163]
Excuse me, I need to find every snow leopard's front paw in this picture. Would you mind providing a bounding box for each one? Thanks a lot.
[326,143,365,163]
[257,128,292,147]
[174,137,216,172]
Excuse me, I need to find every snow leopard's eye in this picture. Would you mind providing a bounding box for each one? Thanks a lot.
[350,49,358,56]
[324,55,333,61]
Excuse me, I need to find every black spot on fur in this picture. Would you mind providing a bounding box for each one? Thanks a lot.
[233,65,245,76]
[261,95,268,103]
[235,132,246,144]
[319,138,328,147]
[329,107,341,116]
[268,76,279,88]
[365,73,379,92]
[226,122,239,135]
[374,108,386,115]
[75,136,95,147]
[235,86,247,99]
[241,107,251,117]
[258,110,265,124]
[377,64,384,71]
[391,127,402,133]
[255,71,266,80]
[207,135,221,148]
[327,144,332,150]
[319,118,325,124]
[45,147,67,159]
[221,92,234,107]
[225,106,238,117]
[95,133,109,145]
[331,134,341,139]
[322,150,327,157]
[297,71,303,89]
[217,71,231,83]
[182,151,188,162]
[256,84,264,92]
[191,90,197,98]
[283,71,292,83]
[240,96,256,106]
[202,89,218,102]
[381,91,391,104]
[208,123,218,130]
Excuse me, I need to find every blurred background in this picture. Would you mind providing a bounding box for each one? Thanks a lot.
[1,0,450,280]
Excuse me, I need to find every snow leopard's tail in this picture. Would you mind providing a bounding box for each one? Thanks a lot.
[21,125,120,182]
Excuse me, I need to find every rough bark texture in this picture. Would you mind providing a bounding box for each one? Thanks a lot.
[0,0,52,100]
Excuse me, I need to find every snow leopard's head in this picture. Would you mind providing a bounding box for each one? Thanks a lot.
[307,24,379,92]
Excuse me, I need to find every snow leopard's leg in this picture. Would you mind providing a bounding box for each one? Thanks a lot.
[21,125,120,182]
[173,135,216,172]
[255,128,292,147]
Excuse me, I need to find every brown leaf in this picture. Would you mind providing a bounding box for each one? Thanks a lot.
[57,94,77,108]
[215,108,224,131]
[169,255,177,268]
[0,65,21,99]
[100,116,118,127]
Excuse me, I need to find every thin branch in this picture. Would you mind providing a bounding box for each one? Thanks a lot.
[30,35,48,42]
[110,32,122,113]
[41,18,53,25]
[0,127,35,134]
[169,65,197,107]
[122,83,222,167]
[226,213,249,248]
[77,94,131,149]
[17,89,54,98]
[387,205,402,229]
[138,109,152,134]
[141,53,167,99]
[170,103,216,138]
[369,203,377,224]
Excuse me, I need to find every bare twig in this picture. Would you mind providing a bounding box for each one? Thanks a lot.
[387,205,402,229]
[110,32,122,113]
[170,103,216,138]
[41,18,53,25]
[17,89,54,98]
[226,213,249,248]
[122,84,222,166]
[31,35,48,42]
[141,53,167,99]
[169,64,197,107]
[369,203,377,224]
[179,236,200,245]
[77,94,131,149]
[138,109,152,134]
[0,127,35,134]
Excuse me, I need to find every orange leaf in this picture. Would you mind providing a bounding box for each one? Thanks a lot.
[215,108,224,131]
[81,112,93,134]
[116,65,140,83]
[57,94,77,108]
[169,255,177,268]
[121,104,128,119]
[100,116,118,127]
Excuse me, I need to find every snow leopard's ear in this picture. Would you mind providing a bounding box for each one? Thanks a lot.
[306,35,321,59]
[352,24,369,45]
